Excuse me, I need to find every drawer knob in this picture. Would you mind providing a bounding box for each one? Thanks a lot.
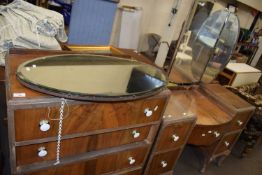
[213,131,220,137]
[128,157,136,165]
[237,120,243,126]
[161,160,168,168]
[132,130,140,138]
[39,120,50,132]
[172,134,180,142]
[144,108,153,117]
[38,147,47,157]
[224,141,230,147]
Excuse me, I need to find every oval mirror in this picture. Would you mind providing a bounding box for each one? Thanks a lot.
[192,10,239,83]
[170,10,239,84]
[16,54,167,101]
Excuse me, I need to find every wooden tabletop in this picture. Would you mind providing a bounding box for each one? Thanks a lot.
[202,84,255,114]
[167,88,232,126]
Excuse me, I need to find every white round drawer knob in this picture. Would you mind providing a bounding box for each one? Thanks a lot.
[132,130,140,138]
[144,108,153,117]
[237,120,243,126]
[38,147,47,157]
[161,161,168,168]
[128,157,136,165]
[224,141,230,147]
[172,134,180,142]
[39,120,50,132]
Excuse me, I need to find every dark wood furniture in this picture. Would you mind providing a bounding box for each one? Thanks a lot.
[167,83,255,173]
[225,83,262,157]
[144,93,196,175]
[2,48,196,175]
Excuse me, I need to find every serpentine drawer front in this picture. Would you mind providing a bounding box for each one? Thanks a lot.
[25,146,149,175]
[16,125,152,166]
[188,124,229,146]
[14,98,165,141]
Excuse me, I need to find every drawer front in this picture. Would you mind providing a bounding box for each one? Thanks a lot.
[14,97,166,141]
[188,124,229,146]
[156,122,192,151]
[16,126,151,166]
[116,169,142,175]
[146,149,180,175]
[26,146,149,175]
[215,132,240,154]
[229,111,252,132]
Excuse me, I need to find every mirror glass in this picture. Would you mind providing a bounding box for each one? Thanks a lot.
[200,11,239,82]
[17,54,167,101]
[169,9,239,84]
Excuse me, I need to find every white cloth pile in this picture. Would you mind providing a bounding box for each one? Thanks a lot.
[0,0,68,66]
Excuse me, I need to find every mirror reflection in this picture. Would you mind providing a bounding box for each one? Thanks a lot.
[17,54,167,101]
[171,9,239,84]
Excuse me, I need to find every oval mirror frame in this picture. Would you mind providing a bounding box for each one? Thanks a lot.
[16,54,168,101]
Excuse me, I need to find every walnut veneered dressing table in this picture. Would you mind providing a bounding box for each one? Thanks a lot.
[166,83,254,172]
[2,48,196,175]
[166,10,255,173]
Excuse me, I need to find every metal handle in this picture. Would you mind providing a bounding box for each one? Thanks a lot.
[224,141,230,147]
[161,160,168,168]
[39,120,50,132]
[144,108,153,117]
[213,131,220,137]
[38,147,47,157]
[132,130,140,138]
[237,120,243,126]
[128,157,136,165]
[172,134,180,142]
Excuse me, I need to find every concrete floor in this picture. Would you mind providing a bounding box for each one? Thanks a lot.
[174,140,262,175]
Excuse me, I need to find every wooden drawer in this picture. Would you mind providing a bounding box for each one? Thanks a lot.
[116,168,142,175]
[156,122,193,152]
[188,124,229,146]
[14,97,166,141]
[215,132,240,154]
[16,126,151,166]
[229,111,252,132]
[146,149,181,175]
[26,146,149,175]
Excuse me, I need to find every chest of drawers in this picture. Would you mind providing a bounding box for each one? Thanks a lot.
[144,93,196,175]
[2,49,197,175]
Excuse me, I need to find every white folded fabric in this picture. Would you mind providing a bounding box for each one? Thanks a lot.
[0,0,68,66]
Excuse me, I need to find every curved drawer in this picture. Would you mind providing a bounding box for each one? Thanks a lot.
[16,125,151,166]
[25,145,149,175]
[188,124,230,146]
[14,97,166,141]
